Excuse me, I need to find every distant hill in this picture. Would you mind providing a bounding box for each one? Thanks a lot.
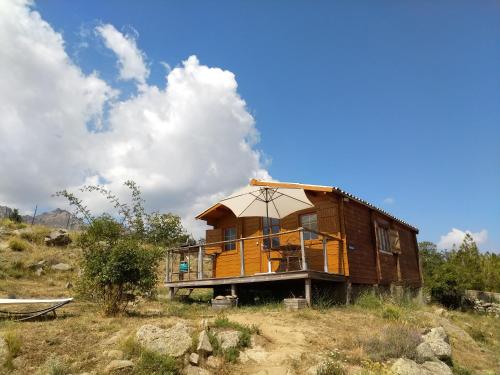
[0,205,84,229]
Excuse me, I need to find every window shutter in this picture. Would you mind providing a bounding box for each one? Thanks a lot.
[389,229,401,254]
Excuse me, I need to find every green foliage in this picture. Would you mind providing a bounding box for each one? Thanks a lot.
[354,292,383,309]
[452,364,473,375]
[56,181,190,316]
[419,235,500,308]
[362,325,421,361]
[316,360,347,375]
[3,331,22,370]
[134,350,179,375]
[8,237,30,252]
[381,305,401,320]
[9,208,23,223]
[120,335,143,359]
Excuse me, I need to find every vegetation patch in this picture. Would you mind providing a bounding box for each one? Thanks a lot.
[134,349,179,375]
[8,237,30,252]
[361,324,421,361]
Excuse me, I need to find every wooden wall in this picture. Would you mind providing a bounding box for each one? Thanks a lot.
[202,190,420,287]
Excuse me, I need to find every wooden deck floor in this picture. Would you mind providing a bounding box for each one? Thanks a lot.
[165,270,346,289]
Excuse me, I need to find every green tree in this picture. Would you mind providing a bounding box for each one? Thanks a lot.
[56,181,189,315]
[9,209,22,223]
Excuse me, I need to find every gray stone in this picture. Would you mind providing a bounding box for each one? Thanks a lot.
[205,356,221,369]
[421,361,453,375]
[391,358,425,375]
[197,330,213,354]
[51,263,72,271]
[391,358,453,375]
[35,268,44,276]
[44,229,72,246]
[184,365,212,375]
[216,330,241,350]
[189,352,199,365]
[416,342,436,361]
[105,360,134,373]
[136,323,192,357]
[422,327,451,360]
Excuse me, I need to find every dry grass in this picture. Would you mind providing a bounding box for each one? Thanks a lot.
[0,223,498,374]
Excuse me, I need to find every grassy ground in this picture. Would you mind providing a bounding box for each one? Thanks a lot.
[0,222,498,375]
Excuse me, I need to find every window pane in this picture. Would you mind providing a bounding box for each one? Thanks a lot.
[263,218,280,248]
[224,227,236,250]
[301,213,318,240]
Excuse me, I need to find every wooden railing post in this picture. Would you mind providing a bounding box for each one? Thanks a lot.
[323,236,328,273]
[240,239,245,276]
[166,250,171,282]
[300,228,307,270]
[198,245,204,280]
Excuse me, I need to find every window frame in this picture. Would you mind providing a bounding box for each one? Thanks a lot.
[223,227,237,251]
[300,212,318,241]
[262,217,281,249]
[376,221,392,254]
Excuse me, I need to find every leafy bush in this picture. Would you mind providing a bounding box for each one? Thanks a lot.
[362,325,421,361]
[56,181,189,316]
[9,208,23,223]
[355,292,382,309]
[78,217,162,315]
[381,305,402,320]
[134,350,179,375]
[8,237,30,252]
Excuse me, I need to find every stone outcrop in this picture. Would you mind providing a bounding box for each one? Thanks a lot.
[44,229,71,246]
[215,330,241,350]
[197,330,213,354]
[104,360,134,373]
[392,358,452,375]
[136,323,192,357]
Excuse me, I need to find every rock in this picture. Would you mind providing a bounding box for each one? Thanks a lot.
[197,331,213,354]
[215,330,241,350]
[306,365,319,375]
[106,350,124,360]
[189,352,199,365]
[44,229,72,246]
[66,281,73,289]
[35,268,44,276]
[184,365,212,375]
[51,263,72,271]
[422,327,451,360]
[214,295,226,300]
[421,361,453,375]
[136,323,192,357]
[242,347,268,363]
[104,360,134,373]
[205,356,221,369]
[392,358,453,375]
[416,342,436,361]
[0,338,8,364]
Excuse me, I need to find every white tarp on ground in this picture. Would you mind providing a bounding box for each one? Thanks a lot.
[0,298,73,305]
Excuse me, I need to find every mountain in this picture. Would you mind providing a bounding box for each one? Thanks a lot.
[0,205,84,229]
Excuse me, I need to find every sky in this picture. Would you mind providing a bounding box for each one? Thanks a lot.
[0,0,498,251]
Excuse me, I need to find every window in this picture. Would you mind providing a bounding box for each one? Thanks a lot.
[300,213,318,240]
[263,218,280,249]
[224,227,236,251]
[376,223,391,253]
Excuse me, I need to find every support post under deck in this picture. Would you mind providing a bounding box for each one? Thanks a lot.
[168,287,175,301]
[231,284,237,297]
[305,278,311,306]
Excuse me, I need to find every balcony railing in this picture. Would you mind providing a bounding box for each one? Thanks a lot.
[165,227,347,282]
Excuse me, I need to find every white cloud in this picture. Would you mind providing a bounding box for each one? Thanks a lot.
[383,197,395,205]
[96,23,149,84]
[437,228,488,250]
[0,0,270,236]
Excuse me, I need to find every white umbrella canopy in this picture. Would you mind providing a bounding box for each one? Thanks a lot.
[219,185,314,220]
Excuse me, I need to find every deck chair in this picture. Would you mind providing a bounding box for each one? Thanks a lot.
[0,298,73,321]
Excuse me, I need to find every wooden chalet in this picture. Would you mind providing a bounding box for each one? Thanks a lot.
[165,179,422,305]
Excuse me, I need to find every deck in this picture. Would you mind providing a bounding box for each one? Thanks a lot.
[165,227,349,305]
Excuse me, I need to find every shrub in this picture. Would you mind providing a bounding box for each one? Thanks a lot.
[355,292,382,309]
[9,209,23,223]
[78,217,162,315]
[316,360,347,375]
[134,350,179,375]
[381,305,401,320]
[8,238,29,252]
[3,331,22,369]
[362,325,421,361]
[20,226,51,245]
[38,356,69,375]
[120,336,142,359]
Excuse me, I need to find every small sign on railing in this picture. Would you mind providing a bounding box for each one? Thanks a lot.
[179,261,189,273]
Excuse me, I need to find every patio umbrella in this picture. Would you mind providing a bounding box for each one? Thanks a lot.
[219,185,314,224]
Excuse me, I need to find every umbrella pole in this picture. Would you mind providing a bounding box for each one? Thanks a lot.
[265,188,271,272]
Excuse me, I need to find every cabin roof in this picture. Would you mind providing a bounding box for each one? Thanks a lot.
[196,179,419,233]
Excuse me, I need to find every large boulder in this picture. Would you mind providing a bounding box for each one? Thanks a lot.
[44,229,71,246]
[184,365,212,375]
[421,327,451,361]
[51,263,72,271]
[197,330,213,354]
[391,358,452,375]
[215,330,241,350]
[136,323,192,357]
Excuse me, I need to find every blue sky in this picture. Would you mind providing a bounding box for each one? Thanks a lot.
[7,1,500,250]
